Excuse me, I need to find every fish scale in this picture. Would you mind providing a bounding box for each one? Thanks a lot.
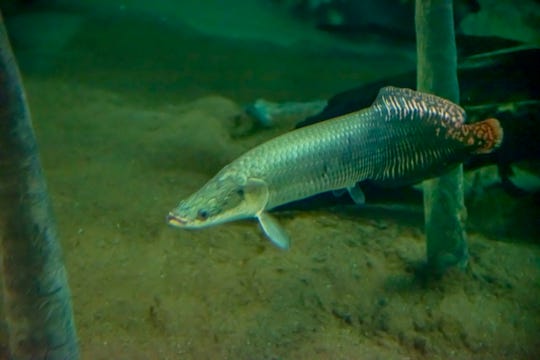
[229,107,380,208]
[168,86,503,248]
[226,87,471,207]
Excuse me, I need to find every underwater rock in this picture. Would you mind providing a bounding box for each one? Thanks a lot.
[245,98,327,128]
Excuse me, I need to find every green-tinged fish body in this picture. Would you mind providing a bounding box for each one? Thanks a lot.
[167,87,503,249]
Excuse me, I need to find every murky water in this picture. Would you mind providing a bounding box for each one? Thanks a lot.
[1,1,539,359]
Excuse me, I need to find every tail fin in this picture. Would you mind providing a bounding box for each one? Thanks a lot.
[469,118,504,154]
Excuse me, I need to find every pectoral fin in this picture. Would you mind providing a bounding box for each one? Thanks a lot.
[257,211,290,250]
[243,178,290,249]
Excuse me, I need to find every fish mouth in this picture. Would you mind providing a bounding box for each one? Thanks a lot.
[167,213,187,227]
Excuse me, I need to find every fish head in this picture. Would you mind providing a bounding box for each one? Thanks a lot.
[167,172,268,229]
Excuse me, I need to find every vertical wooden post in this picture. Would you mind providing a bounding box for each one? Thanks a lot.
[0,12,79,359]
[415,0,468,272]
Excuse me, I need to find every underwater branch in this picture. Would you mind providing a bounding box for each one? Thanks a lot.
[416,0,468,272]
[0,11,79,360]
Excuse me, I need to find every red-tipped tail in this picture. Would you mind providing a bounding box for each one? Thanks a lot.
[469,118,504,154]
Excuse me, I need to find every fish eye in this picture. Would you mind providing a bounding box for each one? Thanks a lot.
[236,188,244,197]
[197,209,209,220]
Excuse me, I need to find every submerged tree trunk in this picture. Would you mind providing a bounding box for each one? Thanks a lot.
[0,12,79,359]
[415,0,468,272]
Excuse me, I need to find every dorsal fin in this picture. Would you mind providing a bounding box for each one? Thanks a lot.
[372,86,466,127]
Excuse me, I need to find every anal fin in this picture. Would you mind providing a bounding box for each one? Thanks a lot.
[347,186,366,205]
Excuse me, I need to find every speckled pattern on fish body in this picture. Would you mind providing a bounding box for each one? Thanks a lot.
[168,87,503,249]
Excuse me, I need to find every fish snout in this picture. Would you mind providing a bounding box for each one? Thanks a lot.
[167,212,187,227]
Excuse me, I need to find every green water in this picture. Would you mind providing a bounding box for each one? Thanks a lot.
[1,1,539,359]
